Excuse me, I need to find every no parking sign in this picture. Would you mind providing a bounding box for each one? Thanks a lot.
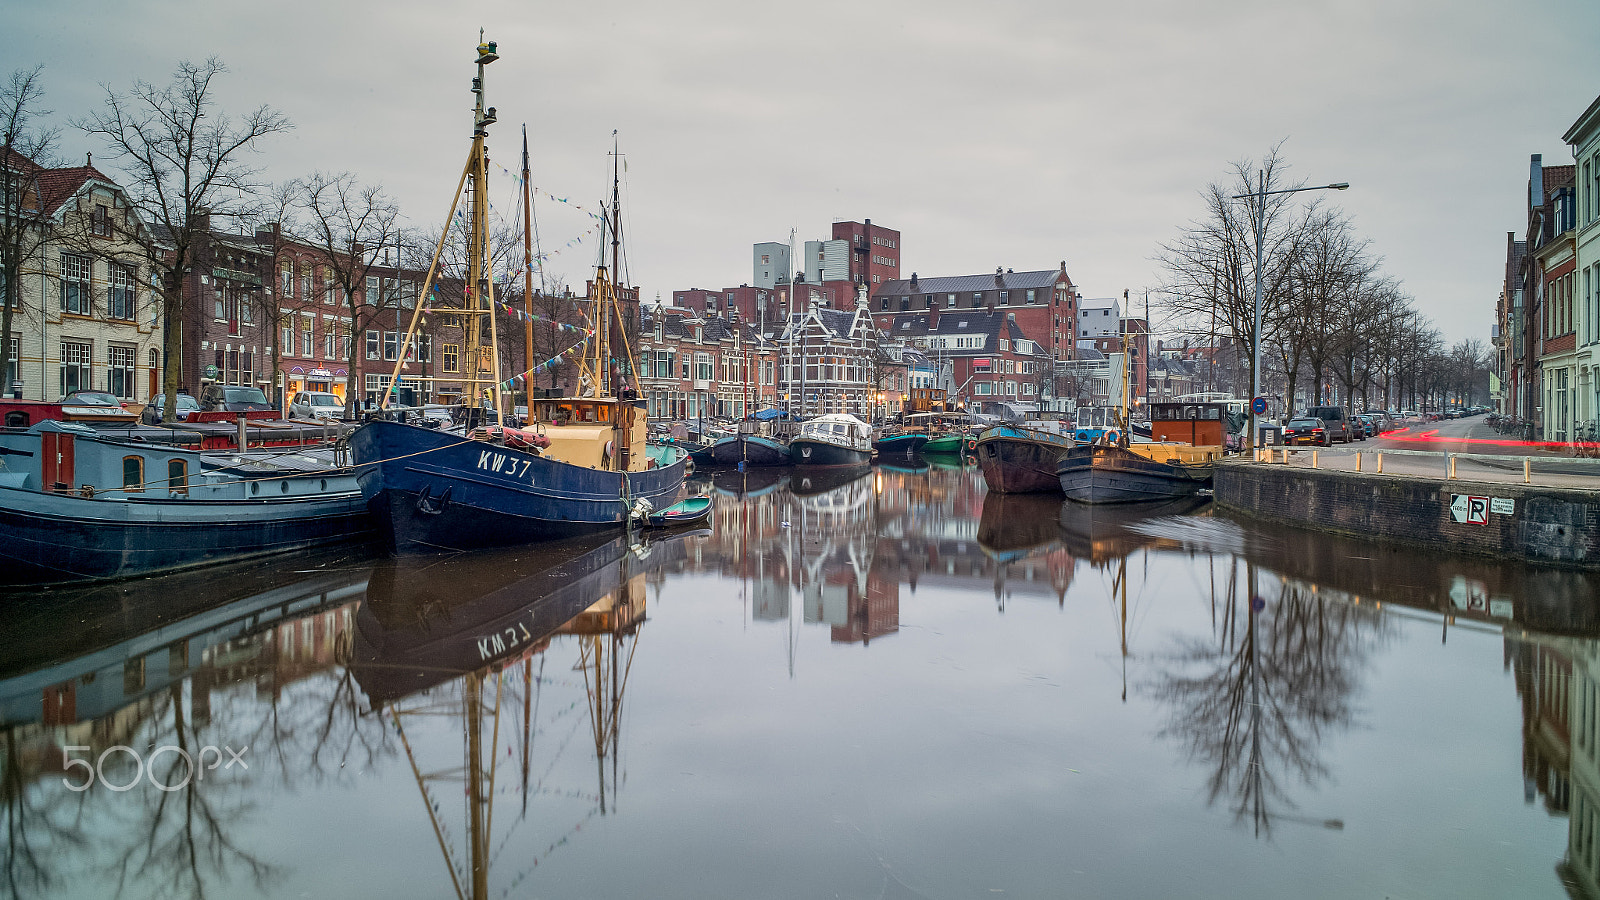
[1251,396,1268,416]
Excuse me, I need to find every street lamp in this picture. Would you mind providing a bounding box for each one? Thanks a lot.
[1232,176,1349,450]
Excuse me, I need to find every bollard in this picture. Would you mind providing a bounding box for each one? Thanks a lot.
[1376,452,1383,474]
[1311,449,1318,469]
[1448,453,1457,480]
[1355,451,1362,472]
[1524,457,1532,484]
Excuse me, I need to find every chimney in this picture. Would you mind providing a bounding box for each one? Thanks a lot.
[929,301,940,330]
[192,207,211,233]
[1530,153,1545,209]
[995,266,1004,288]
[909,271,919,291]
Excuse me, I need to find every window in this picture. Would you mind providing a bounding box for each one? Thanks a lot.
[946,294,956,308]
[92,204,112,237]
[383,332,398,361]
[283,324,295,356]
[366,276,380,304]
[108,345,135,399]
[365,330,379,359]
[302,272,313,299]
[324,270,336,304]
[443,343,460,374]
[973,293,983,305]
[167,459,187,495]
[281,264,294,297]
[325,323,337,359]
[680,355,690,379]
[239,292,253,325]
[695,352,713,381]
[999,291,1009,304]
[414,333,431,363]
[400,281,417,309]
[301,317,314,357]
[655,349,671,379]
[108,264,136,320]
[7,336,19,391]
[60,340,90,394]
[60,254,91,315]
[122,456,144,493]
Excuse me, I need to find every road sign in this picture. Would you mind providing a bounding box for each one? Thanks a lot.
[1251,396,1268,415]
[1450,494,1489,525]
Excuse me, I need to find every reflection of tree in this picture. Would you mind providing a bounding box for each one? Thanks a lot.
[1150,562,1387,836]
[0,600,388,900]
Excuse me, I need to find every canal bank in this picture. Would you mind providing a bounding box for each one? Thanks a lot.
[1214,458,1600,568]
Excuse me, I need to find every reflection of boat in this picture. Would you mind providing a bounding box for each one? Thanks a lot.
[352,528,703,705]
[712,467,789,498]
[875,457,930,474]
[977,491,1065,560]
[0,420,371,585]
[975,424,1072,493]
[350,42,687,553]
[789,413,872,466]
[0,544,372,723]
[789,465,871,496]
[1057,495,1211,562]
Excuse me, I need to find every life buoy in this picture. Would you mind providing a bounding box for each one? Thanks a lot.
[605,440,615,458]
[1105,429,1121,444]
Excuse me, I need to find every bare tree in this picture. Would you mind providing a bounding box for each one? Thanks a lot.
[0,67,58,395]
[77,58,290,421]
[294,172,400,417]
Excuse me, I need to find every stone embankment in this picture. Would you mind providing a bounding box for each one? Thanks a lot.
[1214,458,1600,568]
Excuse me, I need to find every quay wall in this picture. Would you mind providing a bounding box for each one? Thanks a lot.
[1213,461,1600,568]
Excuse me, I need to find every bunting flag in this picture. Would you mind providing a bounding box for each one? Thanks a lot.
[497,334,595,390]
[493,162,606,220]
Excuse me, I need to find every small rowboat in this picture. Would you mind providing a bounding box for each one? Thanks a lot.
[644,496,713,527]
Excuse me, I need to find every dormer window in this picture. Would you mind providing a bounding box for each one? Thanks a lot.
[92,204,112,237]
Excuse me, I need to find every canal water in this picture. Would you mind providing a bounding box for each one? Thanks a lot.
[2,460,1595,899]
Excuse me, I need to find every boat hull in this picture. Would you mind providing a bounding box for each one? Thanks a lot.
[873,432,930,455]
[351,419,689,553]
[709,434,790,466]
[1056,445,1212,504]
[0,486,371,586]
[975,427,1072,493]
[922,433,975,454]
[789,438,871,467]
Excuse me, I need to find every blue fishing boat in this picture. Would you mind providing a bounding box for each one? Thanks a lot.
[709,433,790,466]
[0,421,370,585]
[349,40,688,554]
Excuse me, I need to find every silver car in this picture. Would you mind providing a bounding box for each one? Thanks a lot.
[289,390,345,420]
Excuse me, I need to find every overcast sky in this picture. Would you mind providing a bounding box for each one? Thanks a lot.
[6,0,1599,344]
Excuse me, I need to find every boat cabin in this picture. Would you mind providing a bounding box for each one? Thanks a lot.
[527,397,650,471]
[905,388,948,415]
[1149,401,1227,447]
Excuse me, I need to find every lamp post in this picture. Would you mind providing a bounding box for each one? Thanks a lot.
[1232,175,1349,450]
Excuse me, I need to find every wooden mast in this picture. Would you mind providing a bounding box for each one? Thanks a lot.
[522,126,534,401]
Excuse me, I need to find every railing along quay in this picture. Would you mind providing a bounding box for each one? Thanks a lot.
[1249,445,1600,488]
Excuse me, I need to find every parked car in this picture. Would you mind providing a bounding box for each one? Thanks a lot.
[59,390,127,411]
[140,392,203,424]
[199,384,274,413]
[289,390,344,420]
[1305,406,1354,443]
[1283,417,1329,446]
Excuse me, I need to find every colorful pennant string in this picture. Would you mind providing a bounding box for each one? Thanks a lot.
[498,334,594,389]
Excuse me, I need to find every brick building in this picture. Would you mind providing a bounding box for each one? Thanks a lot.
[637,305,779,422]
[882,306,1053,409]
[870,264,1078,364]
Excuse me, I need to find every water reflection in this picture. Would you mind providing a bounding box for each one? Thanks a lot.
[5,463,1600,898]
[0,546,375,899]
